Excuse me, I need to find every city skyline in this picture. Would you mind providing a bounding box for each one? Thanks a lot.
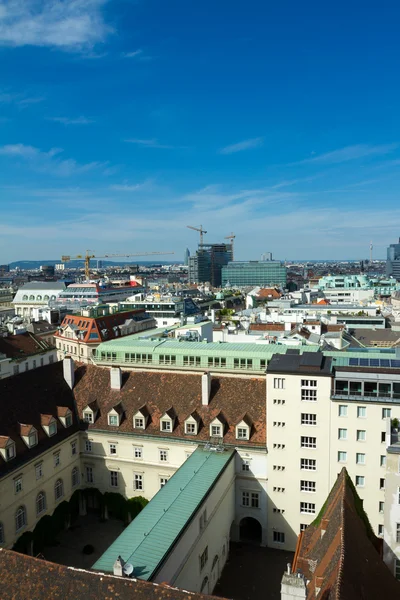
[2,1,400,261]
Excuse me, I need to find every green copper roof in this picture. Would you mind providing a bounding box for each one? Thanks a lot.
[94,336,320,358]
[92,447,235,579]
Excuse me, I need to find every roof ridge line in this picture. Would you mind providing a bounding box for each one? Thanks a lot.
[335,474,346,600]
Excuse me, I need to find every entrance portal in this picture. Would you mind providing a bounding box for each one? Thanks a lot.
[239,517,262,543]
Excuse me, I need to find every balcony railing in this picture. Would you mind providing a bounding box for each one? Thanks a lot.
[332,391,400,403]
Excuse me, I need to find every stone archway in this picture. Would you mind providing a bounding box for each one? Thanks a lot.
[239,516,262,544]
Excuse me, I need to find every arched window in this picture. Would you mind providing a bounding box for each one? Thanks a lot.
[72,467,80,487]
[44,295,49,301]
[29,295,35,301]
[36,492,46,516]
[36,295,42,301]
[200,577,209,593]
[15,506,26,533]
[22,295,28,301]
[54,479,64,501]
[212,555,219,570]
[0,522,4,544]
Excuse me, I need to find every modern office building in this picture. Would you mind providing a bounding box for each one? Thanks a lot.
[188,244,233,287]
[387,237,400,280]
[221,260,287,288]
[184,248,190,266]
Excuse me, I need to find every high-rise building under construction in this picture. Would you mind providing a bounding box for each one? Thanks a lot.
[188,243,233,286]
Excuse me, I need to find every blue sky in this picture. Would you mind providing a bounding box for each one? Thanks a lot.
[1,0,400,262]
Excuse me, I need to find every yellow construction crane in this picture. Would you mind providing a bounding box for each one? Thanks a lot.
[187,224,207,245]
[61,250,175,281]
[225,232,236,260]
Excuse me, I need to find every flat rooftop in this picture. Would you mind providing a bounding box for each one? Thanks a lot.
[92,447,235,580]
[267,351,332,376]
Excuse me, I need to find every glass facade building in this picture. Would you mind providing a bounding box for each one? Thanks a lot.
[221,260,287,287]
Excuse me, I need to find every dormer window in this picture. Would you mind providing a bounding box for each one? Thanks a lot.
[235,416,252,441]
[49,422,57,437]
[236,427,249,440]
[28,431,38,447]
[108,414,119,426]
[210,416,224,438]
[84,411,93,423]
[161,420,172,432]
[211,424,222,437]
[133,406,149,430]
[184,413,200,436]
[41,415,57,437]
[57,407,73,428]
[134,417,144,429]
[0,436,16,462]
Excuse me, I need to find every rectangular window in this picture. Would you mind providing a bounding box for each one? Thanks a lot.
[134,417,144,429]
[301,380,317,387]
[110,471,118,487]
[300,502,316,514]
[379,502,384,513]
[160,477,168,488]
[301,389,317,402]
[273,531,285,543]
[380,478,385,490]
[338,451,347,462]
[300,524,308,532]
[378,525,384,537]
[159,449,168,462]
[355,475,365,487]
[356,453,365,465]
[211,425,222,437]
[134,446,142,459]
[380,455,386,467]
[301,414,317,425]
[300,458,316,470]
[161,420,172,432]
[357,430,366,442]
[338,428,347,440]
[242,491,250,506]
[338,405,348,417]
[251,492,260,508]
[242,460,250,471]
[396,523,400,543]
[357,406,366,418]
[274,378,285,389]
[200,546,208,572]
[108,415,119,426]
[35,463,43,479]
[134,474,143,490]
[85,440,92,452]
[14,477,22,494]
[109,443,117,455]
[185,422,196,434]
[395,559,400,580]
[381,432,386,443]
[71,441,77,456]
[237,427,249,439]
[301,436,316,448]
[300,480,316,493]
[54,452,60,467]
[382,408,391,419]
[85,466,94,483]
[84,412,93,423]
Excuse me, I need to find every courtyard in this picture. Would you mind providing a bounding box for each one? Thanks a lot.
[215,542,294,600]
[40,513,125,570]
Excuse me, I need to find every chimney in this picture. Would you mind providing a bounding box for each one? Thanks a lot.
[63,357,75,389]
[113,555,125,577]
[281,570,306,600]
[110,367,122,390]
[202,372,211,406]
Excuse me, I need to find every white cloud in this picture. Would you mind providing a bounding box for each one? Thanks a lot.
[292,143,398,165]
[0,0,112,49]
[121,49,143,58]
[0,90,45,106]
[0,143,106,176]
[125,138,176,149]
[110,182,150,192]
[48,116,94,125]
[219,137,264,154]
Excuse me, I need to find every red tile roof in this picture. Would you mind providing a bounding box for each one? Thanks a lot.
[0,332,53,359]
[0,549,223,600]
[56,309,152,344]
[249,323,285,332]
[292,468,400,599]
[73,365,267,447]
[256,288,281,299]
[0,363,79,476]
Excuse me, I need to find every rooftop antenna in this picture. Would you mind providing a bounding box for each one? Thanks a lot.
[370,241,373,264]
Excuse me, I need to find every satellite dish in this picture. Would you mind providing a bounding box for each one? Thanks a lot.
[123,563,134,576]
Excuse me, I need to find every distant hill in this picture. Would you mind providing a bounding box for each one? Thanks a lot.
[8,260,178,270]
